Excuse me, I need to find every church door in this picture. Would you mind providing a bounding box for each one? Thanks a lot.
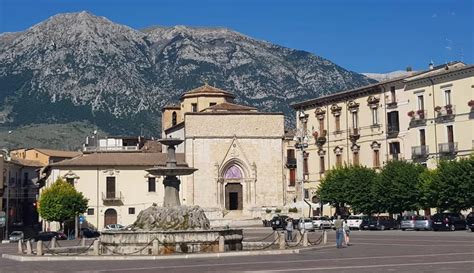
[225,183,243,210]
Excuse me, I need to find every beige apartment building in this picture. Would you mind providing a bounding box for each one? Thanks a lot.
[10,148,81,166]
[291,62,474,216]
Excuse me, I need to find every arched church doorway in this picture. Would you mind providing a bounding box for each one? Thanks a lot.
[225,183,243,210]
[104,208,117,227]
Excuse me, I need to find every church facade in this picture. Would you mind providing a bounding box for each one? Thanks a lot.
[162,84,286,219]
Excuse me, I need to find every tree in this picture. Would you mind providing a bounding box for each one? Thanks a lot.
[344,165,379,215]
[434,157,474,212]
[377,160,424,215]
[317,166,351,215]
[417,168,439,211]
[38,178,88,229]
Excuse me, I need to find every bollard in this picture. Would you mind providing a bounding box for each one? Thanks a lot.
[218,235,225,252]
[295,230,301,243]
[81,237,86,247]
[93,240,100,256]
[51,237,57,248]
[274,230,279,241]
[323,230,327,245]
[302,231,308,247]
[152,239,159,255]
[26,240,32,255]
[279,232,285,250]
[36,240,43,256]
[18,240,23,254]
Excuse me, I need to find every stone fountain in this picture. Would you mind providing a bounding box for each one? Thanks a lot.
[100,139,243,255]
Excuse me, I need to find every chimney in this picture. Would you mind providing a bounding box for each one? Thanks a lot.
[429,61,434,70]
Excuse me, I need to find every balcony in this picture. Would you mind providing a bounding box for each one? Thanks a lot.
[411,145,429,160]
[386,100,398,109]
[286,157,297,169]
[435,105,455,123]
[102,191,124,203]
[409,110,427,128]
[438,142,457,155]
[386,124,399,138]
[349,127,360,142]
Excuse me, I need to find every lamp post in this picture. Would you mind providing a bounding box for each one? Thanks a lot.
[294,110,309,202]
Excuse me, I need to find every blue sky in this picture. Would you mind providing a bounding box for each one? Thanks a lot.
[0,0,472,73]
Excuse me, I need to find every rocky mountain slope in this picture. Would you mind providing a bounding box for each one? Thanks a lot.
[0,11,375,146]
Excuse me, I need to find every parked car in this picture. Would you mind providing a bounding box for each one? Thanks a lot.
[400,216,416,231]
[361,216,399,230]
[297,218,315,231]
[81,228,100,238]
[270,215,289,230]
[432,212,467,231]
[414,215,432,231]
[33,231,67,241]
[466,212,474,232]
[104,224,126,231]
[312,216,332,229]
[8,231,24,242]
[347,215,366,230]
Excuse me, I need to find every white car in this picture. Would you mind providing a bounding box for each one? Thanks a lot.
[298,218,315,231]
[312,216,332,229]
[104,224,126,231]
[347,215,366,230]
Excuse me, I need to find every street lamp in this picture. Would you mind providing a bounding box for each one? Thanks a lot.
[294,109,309,202]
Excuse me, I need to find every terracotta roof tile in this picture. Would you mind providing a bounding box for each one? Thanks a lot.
[49,152,186,167]
[33,148,81,158]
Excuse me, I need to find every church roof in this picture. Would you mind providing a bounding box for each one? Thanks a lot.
[49,152,186,167]
[202,102,257,112]
[180,84,235,100]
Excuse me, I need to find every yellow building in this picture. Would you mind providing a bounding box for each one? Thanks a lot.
[10,148,81,166]
[291,62,474,216]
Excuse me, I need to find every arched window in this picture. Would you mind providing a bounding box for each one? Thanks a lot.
[172,111,177,126]
[224,165,243,179]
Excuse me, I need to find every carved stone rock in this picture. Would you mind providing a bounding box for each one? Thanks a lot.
[131,204,210,231]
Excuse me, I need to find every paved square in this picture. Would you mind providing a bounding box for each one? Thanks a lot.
[1,229,472,273]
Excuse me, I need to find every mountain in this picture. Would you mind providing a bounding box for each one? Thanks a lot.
[362,70,415,82]
[0,11,375,148]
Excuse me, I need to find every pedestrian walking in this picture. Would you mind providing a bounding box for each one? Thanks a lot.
[334,215,344,248]
[343,219,351,246]
[285,218,293,241]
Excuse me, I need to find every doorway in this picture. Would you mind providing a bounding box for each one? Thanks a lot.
[104,209,117,227]
[225,183,243,210]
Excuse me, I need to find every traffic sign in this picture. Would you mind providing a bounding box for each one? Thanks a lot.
[79,215,84,224]
[0,213,6,227]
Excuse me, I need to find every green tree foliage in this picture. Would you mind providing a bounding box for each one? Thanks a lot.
[377,160,424,215]
[38,178,88,228]
[417,168,439,210]
[344,166,379,215]
[317,166,350,214]
[434,157,474,212]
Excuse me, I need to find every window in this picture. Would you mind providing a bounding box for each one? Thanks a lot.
[129,207,135,214]
[148,177,156,192]
[351,112,358,129]
[336,154,342,167]
[387,111,400,132]
[447,125,454,143]
[191,103,198,112]
[87,208,94,215]
[289,169,296,187]
[171,111,177,126]
[444,90,451,105]
[36,153,38,158]
[335,116,341,132]
[209,102,217,107]
[106,177,116,199]
[389,142,400,160]
[390,86,396,103]
[371,108,378,125]
[304,189,309,199]
[319,156,325,173]
[417,95,424,110]
[303,153,309,175]
[318,118,324,134]
[66,178,74,186]
[353,152,359,166]
[287,149,295,159]
[420,129,426,146]
[373,150,380,168]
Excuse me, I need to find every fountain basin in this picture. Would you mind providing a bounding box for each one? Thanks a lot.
[146,166,198,176]
[100,229,243,255]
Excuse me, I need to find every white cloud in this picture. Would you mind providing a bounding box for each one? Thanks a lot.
[432,13,438,18]
[450,11,456,16]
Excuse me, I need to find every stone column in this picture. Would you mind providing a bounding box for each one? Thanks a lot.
[152,240,159,255]
[93,240,100,256]
[163,176,181,207]
[17,240,23,254]
[26,240,32,255]
[218,236,225,252]
[36,241,43,256]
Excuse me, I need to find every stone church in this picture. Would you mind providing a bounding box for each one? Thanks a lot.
[162,84,286,219]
